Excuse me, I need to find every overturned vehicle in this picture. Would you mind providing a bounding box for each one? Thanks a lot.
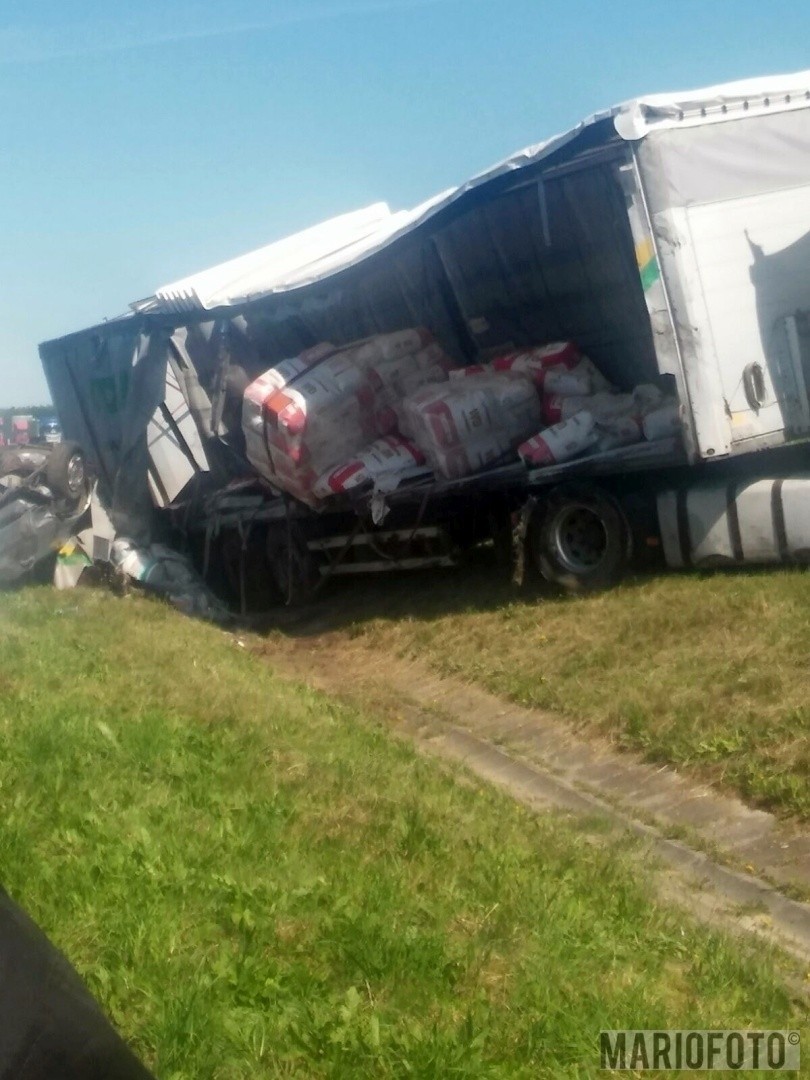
[0,442,90,586]
[39,70,810,609]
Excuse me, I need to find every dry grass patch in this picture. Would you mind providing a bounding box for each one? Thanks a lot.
[284,560,810,818]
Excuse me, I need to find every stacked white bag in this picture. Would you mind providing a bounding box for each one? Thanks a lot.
[400,340,611,480]
[519,380,682,468]
[242,329,682,498]
[401,371,543,480]
[242,329,454,504]
[313,435,427,498]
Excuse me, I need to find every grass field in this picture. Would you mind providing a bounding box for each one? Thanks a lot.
[0,587,805,1077]
[292,558,810,820]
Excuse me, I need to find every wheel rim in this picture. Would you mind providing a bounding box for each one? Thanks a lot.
[552,504,608,574]
[66,453,85,495]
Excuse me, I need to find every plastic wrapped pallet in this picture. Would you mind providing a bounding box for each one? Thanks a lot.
[262,356,375,465]
[242,342,335,473]
[242,329,454,504]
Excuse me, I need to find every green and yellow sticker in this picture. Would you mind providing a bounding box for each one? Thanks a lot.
[636,237,661,291]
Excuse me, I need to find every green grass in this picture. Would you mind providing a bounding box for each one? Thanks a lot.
[0,588,805,1078]
[302,559,810,820]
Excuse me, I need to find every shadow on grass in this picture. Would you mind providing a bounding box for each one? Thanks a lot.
[248,542,810,642]
[251,546,673,640]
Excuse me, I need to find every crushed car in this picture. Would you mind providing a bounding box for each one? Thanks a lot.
[0,442,91,586]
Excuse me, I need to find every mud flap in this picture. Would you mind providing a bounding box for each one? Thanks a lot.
[511,496,537,587]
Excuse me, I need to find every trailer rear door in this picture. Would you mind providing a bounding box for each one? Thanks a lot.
[637,105,810,457]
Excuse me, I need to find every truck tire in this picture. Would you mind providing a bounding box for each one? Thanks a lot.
[531,484,630,593]
[45,442,87,503]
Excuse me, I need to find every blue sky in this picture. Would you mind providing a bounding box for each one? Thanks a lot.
[1,0,808,405]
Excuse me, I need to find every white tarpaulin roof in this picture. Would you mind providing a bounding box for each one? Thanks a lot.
[134,69,810,316]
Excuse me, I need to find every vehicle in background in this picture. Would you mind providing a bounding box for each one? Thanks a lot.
[40,416,62,444]
[0,442,90,586]
[11,415,39,446]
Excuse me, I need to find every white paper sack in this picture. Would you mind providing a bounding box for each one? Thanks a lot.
[543,391,636,426]
[449,364,488,380]
[518,411,598,467]
[578,356,615,394]
[403,373,542,479]
[483,372,544,435]
[492,340,580,374]
[633,383,665,414]
[595,415,644,453]
[430,433,513,480]
[314,435,426,497]
[642,400,681,441]
[405,383,495,450]
[492,349,592,394]
[352,327,433,366]
[538,362,593,396]
[377,327,433,361]
[369,343,450,400]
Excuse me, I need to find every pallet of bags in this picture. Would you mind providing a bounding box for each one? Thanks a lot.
[242,329,454,505]
[401,370,543,480]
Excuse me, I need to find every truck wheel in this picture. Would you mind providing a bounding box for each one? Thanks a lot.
[45,442,87,503]
[267,527,319,606]
[531,485,630,593]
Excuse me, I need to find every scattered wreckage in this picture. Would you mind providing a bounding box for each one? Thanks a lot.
[0,442,90,587]
[15,69,810,613]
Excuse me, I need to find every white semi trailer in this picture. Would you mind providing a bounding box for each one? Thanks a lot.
[40,69,810,600]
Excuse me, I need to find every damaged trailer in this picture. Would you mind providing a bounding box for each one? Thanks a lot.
[39,70,810,606]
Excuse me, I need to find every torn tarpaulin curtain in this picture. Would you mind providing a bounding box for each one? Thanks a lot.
[111,329,170,541]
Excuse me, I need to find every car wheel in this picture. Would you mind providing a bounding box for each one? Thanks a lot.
[45,442,87,503]
[531,484,630,593]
